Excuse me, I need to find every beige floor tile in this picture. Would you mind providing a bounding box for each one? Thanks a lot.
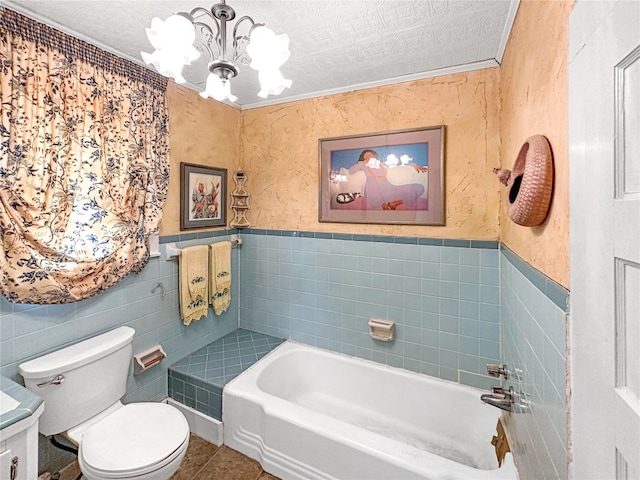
[196,445,263,480]
[57,460,81,480]
[170,434,220,480]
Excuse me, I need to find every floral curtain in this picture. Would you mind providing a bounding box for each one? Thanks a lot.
[0,9,170,304]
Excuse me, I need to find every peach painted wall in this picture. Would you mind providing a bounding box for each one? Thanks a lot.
[498,0,573,288]
[160,82,241,235]
[240,68,501,240]
[160,0,571,288]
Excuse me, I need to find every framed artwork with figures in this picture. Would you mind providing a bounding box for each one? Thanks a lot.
[180,162,227,230]
[318,126,445,225]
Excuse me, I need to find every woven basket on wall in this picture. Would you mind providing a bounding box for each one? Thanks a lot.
[494,135,554,226]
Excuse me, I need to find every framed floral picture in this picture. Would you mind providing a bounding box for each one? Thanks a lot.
[318,126,445,225]
[180,163,227,230]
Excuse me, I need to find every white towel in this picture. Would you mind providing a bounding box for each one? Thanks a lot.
[209,241,231,315]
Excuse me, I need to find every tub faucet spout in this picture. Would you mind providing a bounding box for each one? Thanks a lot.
[481,386,513,412]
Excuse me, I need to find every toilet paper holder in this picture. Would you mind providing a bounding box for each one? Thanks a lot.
[133,345,167,375]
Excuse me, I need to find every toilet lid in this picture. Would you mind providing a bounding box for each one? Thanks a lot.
[79,403,189,477]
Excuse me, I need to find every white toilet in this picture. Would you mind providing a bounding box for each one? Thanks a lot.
[19,326,190,480]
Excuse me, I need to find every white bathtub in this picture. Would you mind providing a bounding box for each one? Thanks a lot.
[223,341,518,480]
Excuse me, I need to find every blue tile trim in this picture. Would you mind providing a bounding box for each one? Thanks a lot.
[334,233,353,240]
[353,234,373,242]
[395,237,418,245]
[1,376,44,430]
[419,238,444,246]
[500,244,569,310]
[159,229,239,244]
[159,235,180,244]
[182,228,500,248]
[315,232,333,239]
[443,239,470,247]
[470,240,499,249]
[546,282,569,310]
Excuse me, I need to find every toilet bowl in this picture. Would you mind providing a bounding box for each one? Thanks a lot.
[19,327,190,480]
[69,402,189,480]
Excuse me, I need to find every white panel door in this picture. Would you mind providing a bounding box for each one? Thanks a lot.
[570,1,640,479]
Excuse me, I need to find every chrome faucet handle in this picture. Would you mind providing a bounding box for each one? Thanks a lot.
[487,363,509,379]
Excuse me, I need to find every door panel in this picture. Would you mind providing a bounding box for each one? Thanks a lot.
[570,1,640,478]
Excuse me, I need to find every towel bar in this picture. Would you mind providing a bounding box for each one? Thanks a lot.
[165,235,242,260]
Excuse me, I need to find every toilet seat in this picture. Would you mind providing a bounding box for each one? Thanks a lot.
[75,403,189,479]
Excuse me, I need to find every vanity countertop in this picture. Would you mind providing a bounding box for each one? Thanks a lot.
[0,376,44,431]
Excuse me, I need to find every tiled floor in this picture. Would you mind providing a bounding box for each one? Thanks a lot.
[170,435,280,480]
[57,434,280,480]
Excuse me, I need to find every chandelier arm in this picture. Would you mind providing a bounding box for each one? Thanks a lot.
[188,7,216,21]
[192,20,220,59]
[187,7,223,60]
[231,16,259,59]
[232,15,256,38]
[192,20,218,39]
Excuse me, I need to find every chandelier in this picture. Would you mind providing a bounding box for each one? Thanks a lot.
[141,0,292,102]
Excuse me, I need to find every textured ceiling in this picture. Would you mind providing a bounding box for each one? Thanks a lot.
[1,0,519,108]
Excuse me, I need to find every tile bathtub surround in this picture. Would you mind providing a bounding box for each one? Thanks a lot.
[238,230,502,390]
[500,247,569,480]
[168,329,283,420]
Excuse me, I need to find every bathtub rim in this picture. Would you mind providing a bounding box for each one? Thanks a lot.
[227,339,494,396]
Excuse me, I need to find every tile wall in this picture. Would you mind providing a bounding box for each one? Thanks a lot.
[0,228,569,479]
[500,247,569,480]
[238,229,502,390]
[0,231,239,475]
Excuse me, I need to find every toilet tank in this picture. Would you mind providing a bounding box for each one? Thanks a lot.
[19,326,135,436]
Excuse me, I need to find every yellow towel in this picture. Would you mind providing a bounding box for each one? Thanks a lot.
[179,245,209,325]
[209,241,231,315]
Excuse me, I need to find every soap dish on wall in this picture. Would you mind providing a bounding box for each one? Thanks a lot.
[368,319,394,342]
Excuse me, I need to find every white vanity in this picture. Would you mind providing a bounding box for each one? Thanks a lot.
[0,377,44,480]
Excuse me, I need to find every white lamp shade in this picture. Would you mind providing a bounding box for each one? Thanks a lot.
[141,50,187,83]
[247,26,290,71]
[200,73,237,102]
[257,67,292,98]
[142,14,200,82]
[146,15,196,50]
